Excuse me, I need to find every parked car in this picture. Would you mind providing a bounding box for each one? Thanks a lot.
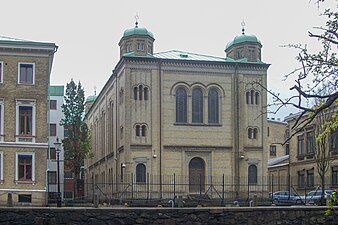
[296,190,334,205]
[270,191,299,204]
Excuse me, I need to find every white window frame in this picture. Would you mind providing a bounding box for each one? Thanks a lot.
[18,62,35,85]
[0,151,3,182]
[15,152,35,183]
[0,99,4,142]
[16,100,36,142]
[0,61,3,83]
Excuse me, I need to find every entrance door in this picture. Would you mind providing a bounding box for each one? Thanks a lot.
[189,157,205,193]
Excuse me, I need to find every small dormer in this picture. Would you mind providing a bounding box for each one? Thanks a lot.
[118,22,155,58]
[225,25,262,62]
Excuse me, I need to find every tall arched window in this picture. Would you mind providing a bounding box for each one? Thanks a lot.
[253,128,258,139]
[246,92,250,104]
[250,90,254,104]
[139,85,143,100]
[248,164,257,184]
[255,92,259,105]
[208,88,219,123]
[176,88,187,123]
[136,163,146,183]
[141,125,146,137]
[135,125,140,136]
[144,87,149,100]
[248,128,252,139]
[192,88,203,123]
[133,87,138,100]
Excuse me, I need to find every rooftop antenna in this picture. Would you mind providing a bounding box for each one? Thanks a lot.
[94,86,97,96]
[135,13,139,28]
[241,20,246,35]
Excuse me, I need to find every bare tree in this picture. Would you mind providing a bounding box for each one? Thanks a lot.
[260,8,337,141]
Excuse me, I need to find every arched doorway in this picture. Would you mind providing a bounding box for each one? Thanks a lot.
[189,157,205,193]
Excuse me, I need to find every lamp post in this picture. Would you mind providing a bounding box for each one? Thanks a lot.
[54,137,62,207]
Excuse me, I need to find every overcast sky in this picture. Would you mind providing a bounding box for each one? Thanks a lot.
[1,0,336,119]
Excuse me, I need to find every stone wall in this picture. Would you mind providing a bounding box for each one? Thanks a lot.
[0,207,337,225]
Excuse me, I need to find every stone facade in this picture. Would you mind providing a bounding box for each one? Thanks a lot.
[0,37,57,206]
[0,207,336,225]
[285,108,338,195]
[84,25,269,200]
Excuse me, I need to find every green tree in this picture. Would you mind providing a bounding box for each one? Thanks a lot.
[60,79,91,198]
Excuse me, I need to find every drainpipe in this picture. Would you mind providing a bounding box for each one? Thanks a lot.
[46,45,58,204]
[158,59,163,198]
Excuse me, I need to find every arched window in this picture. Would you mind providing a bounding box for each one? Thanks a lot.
[246,92,250,104]
[136,163,146,183]
[250,90,254,104]
[176,88,187,123]
[141,125,146,137]
[248,165,257,184]
[255,92,259,105]
[192,88,203,123]
[139,85,143,100]
[248,128,252,139]
[136,125,140,136]
[208,88,219,123]
[144,87,149,100]
[133,87,138,100]
[253,128,258,139]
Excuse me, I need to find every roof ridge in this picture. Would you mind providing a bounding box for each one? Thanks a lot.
[0,35,32,42]
[154,49,226,60]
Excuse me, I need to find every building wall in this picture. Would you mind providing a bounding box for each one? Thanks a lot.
[286,111,338,195]
[0,39,56,206]
[267,120,287,158]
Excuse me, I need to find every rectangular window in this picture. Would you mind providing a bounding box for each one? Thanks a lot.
[331,130,338,153]
[307,131,314,155]
[307,169,314,187]
[63,191,73,199]
[285,143,290,155]
[270,145,276,156]
[64,170,73,179]
[19,106,33,136]
[18,155,32,180]
[0,100,3,141]
[49,100,57,110]
[0,61,3,83]
[48,171,57,184]
[297,135,304,157]
[18,194,32,203]
[50,124,57,136]
[50,148,56,160]
[18,63,34,84]
[332,166,338,186]
[16,100,35,142]
[298,170,305,188]
[0,152,3,181]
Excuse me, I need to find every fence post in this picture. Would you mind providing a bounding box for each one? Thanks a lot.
[271,174,274,204]
[174,173,176,199]
[222,174,225,206]
[131,173,134,199]
[199,174,202,196]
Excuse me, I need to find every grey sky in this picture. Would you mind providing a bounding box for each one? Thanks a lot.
[1,0,336,119]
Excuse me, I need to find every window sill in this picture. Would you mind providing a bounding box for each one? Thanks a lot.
[15,180,36,185]
[297,155,305,160]
[174,123,222,127]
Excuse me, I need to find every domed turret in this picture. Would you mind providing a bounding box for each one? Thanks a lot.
[225,24,262,62]
[85,95,97,114]
[119,21,155,58]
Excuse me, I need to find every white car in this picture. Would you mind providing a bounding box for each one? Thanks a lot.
[296,190,334,204]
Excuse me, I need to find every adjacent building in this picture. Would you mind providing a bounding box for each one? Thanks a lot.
[84,23,270,200]
[0,36,57,206]
[47,85,65,203]
[285,109,338,195]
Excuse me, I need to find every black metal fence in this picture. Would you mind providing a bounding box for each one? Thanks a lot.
[46,174,335,206]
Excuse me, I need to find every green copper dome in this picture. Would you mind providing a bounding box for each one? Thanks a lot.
[123,26,154,38]
[86,95,97,103]
[225,34,261,50]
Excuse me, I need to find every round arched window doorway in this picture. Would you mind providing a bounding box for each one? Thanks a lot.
[189,157,205,193]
